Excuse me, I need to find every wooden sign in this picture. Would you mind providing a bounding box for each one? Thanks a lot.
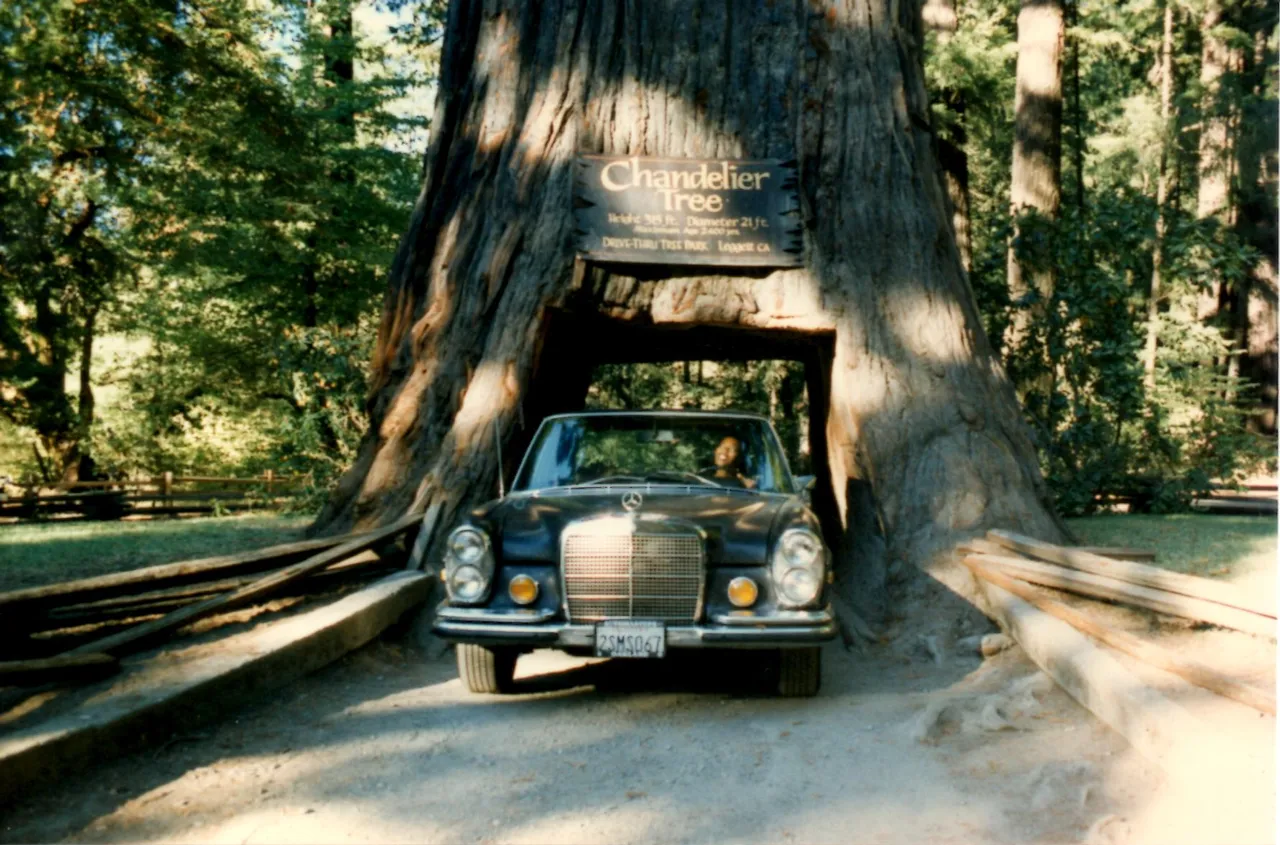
[574,156,802,267]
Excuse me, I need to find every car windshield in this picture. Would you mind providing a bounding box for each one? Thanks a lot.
[514,414,795,493]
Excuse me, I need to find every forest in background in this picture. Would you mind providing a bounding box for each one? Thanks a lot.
[0,0,1276,516]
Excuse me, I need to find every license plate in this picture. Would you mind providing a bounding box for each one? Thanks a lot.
[594,620,666,658]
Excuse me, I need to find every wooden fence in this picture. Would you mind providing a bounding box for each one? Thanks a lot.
[0,471,311,523]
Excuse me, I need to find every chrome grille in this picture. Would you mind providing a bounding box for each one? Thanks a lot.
[562,525,704,622]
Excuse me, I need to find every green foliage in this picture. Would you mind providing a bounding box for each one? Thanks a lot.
[0,514,307,591]
[1066,513,1276,579]
[265,321,374,481]
[0,0,440,486]
[928,0,1277,516]
[587,360,811,472]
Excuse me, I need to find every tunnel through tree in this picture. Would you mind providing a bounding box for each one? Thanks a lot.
[313,0,1067,618]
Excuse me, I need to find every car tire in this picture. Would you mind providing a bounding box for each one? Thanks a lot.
[457,644,518,694]
[777,647,821,697]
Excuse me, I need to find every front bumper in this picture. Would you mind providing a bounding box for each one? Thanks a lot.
[431,604,838,649]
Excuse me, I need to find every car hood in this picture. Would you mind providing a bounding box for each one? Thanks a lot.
[475,487,809,566]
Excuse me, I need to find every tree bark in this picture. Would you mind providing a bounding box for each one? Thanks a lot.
[1195,2,1236,226]
[73,305,99,482]
[30,286,80,487]
[922,0,973,274]
[1005,0,1064,350]
[1068,0,1084,217]
[1143,1,1175,392]
[1234,9,1278,433]
[1195,0,1241,335]
[315,0,1065,609]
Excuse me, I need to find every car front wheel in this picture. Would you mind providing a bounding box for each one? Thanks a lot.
[777,647,822,697]
[457,644,518,694]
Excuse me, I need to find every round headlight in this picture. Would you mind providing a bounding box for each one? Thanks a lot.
[780,567,821,605]
[449,528,487,565]
[779,529,822,567]
[727,576,759,608]
[451,565,486,601]
[508,574,539,606]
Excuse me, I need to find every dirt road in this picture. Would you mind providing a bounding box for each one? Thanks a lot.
[1,639,1207,844]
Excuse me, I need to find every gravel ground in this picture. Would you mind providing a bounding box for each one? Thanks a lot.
[3,636,1203,845]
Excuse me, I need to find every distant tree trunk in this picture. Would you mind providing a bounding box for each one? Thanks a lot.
[300,0,356,328]
[1068,0,1085,217]
[1235,13,1279,433]
[1006,0,1064,351]
[77,306,97,451]
[1195,3,1236,226]
[1195,1,1241,328]
[28,285,81,487]
[923,0,973,273]
[315,0,1066,609]
[1143,0,1176,392]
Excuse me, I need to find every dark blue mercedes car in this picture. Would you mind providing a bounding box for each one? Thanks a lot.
[432,410,836,696]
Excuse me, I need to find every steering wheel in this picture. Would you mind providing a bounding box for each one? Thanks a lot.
[643,470,719,487]
[697,465,757,489]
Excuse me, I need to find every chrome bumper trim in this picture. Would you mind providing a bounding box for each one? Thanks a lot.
[432,615,838,648]
[435,605,558,624]
[708,607,834,627]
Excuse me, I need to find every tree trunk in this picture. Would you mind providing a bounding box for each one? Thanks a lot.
[1195,2,1235,226]
[30,287,80,487]
[1143,1,1175,392]
[922,0,973,274]
[1233,10,1278,434]
[1195,1,1241,328]
[1005,0,1064,350]
[74,305,99,481]
[314,0,1065,610]
[1068,0,1085,217]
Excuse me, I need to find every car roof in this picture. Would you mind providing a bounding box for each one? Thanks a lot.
[542,409,770,422]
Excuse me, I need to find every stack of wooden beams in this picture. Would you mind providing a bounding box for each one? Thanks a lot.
[0,513,427,689]
[959,530,1275,716]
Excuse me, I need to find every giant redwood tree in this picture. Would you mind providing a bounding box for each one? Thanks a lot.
[314,0,1066,611]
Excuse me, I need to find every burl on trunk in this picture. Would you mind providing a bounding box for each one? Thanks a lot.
[313,0,1065,612]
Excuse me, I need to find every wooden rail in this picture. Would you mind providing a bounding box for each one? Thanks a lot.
[3,511,430,678]
[0,471,311,523]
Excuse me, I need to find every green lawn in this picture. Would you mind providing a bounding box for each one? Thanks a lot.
[1066,513,1276,587]
[0,514,310,593]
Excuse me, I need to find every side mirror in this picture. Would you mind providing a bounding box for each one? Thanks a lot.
[795,474,816,503]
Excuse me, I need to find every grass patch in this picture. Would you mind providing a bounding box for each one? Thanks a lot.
[1066,513,1276,582]
[0,514,310,592]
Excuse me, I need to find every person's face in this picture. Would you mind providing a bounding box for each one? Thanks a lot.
[714,436,742,469]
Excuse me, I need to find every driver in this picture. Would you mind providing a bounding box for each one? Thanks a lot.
[710,436,757,489]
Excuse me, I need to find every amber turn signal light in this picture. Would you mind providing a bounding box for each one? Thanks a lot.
[727,576,759,608]
[508,574,539,605]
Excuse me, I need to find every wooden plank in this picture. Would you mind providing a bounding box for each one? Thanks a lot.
[171,476,306,485]
[963,556,1275,715]
[966,551,1277,638]
[120,493,296,503]
[65,481,157,490]
[0,533,363,615]
[23,552,392,633]
[970,568,1268,817]
[1191,497,1278,516]
[987,529,1275,618]
[2,489,129,503]
[1074,546,1156,563]
[406,503,442,571]
[3,492,295,507]
[0,653,118,686]
[0,572,430,803]
[66,514,422,657]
